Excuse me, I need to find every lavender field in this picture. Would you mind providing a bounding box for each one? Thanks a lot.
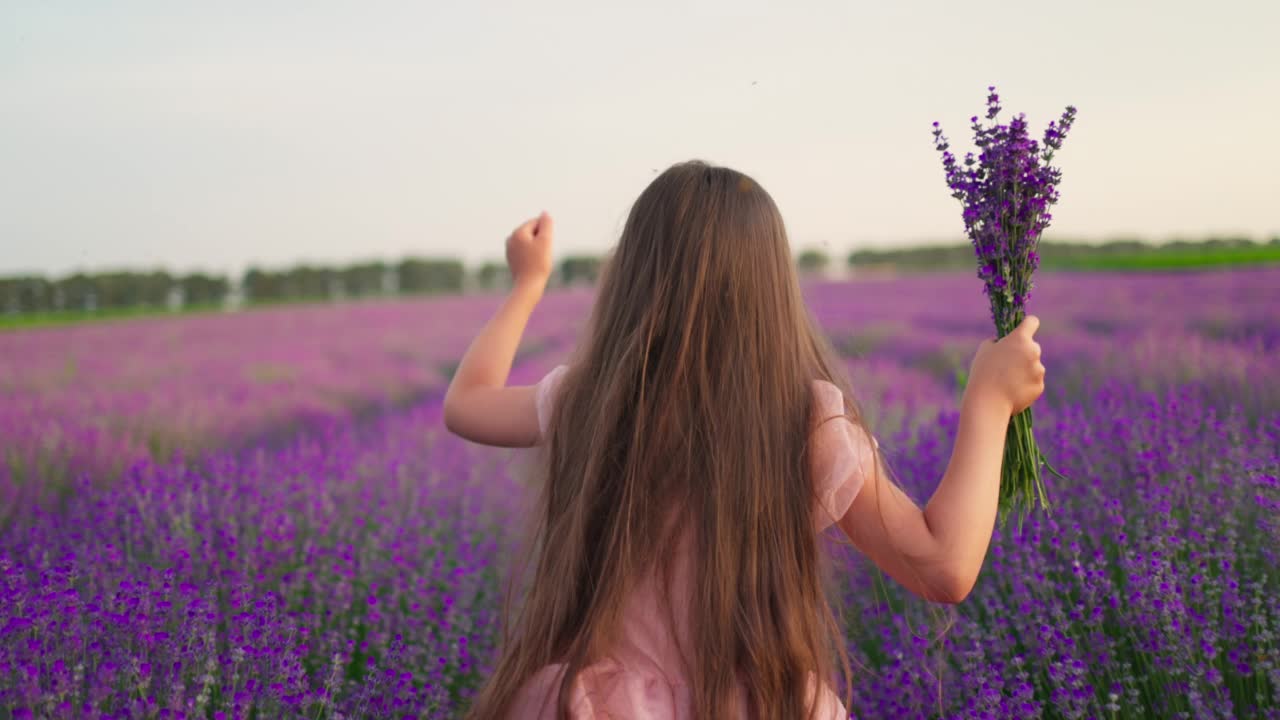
[1,269,1277,719]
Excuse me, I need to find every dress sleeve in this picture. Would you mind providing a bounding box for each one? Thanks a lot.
[534,365,569,443]
[810,380,877,532]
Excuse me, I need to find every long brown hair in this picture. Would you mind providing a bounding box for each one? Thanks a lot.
[468,161,879,719]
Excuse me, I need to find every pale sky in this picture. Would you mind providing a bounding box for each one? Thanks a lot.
[2,0,1277,277]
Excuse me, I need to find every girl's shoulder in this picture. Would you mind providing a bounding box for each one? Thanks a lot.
[809,378,844,418]
[808,379,876,530]
[534,365,570,436]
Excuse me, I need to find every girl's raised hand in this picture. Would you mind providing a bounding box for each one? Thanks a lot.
[506,212,555,288]
[967,315,1046,416]
[442,212,556,449]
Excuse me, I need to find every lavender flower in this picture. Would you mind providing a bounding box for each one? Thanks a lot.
[932,87,1079,521]
[2,260,1277,716]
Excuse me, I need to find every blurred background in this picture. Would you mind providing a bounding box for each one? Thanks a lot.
[2,0,1277,323]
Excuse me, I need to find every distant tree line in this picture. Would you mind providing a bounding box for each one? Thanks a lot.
[846,236,1280,272]
[4,236,1275,316]
[797,249,831,274]
[0,255,608,316]
[0,272,232,315]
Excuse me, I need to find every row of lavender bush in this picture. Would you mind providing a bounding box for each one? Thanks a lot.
[2,269,1277,718]
[0,291,590,487]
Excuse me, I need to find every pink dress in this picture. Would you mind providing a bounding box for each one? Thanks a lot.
[508,366,876,719]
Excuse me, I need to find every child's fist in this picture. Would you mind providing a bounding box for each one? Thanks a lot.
[506,212,555,288]
[967,315,1046,416]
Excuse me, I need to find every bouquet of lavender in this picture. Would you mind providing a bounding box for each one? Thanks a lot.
[932,87,1077,523]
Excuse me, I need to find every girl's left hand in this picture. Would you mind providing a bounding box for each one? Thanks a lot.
[506,212,555,288]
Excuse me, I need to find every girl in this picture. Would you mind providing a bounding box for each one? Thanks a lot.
[444,161,1045,719]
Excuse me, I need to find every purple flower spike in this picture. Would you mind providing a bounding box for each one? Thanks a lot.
[931,87,1078,521]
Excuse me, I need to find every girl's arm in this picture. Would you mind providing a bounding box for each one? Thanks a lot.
[442,213,555,448]
[838,316,1045,603]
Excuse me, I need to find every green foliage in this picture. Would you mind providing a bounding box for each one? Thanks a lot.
[94,270,173,308]
[1050,244,1280,270]
[0,276,53,314]
[281,266,336,301]
[245,262,394,302]
[2,255,466,328]
[9,235,1274,330]
[1,271,205,314]
[475,262,510,291]
[179,274,230,306]
[397,258,465,295]
[559,256,602,286]
[848,237,1280,272]
[797,249,830,273]
[0,304,224,331]
[242,267,291,303]
[340,262,390,298]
